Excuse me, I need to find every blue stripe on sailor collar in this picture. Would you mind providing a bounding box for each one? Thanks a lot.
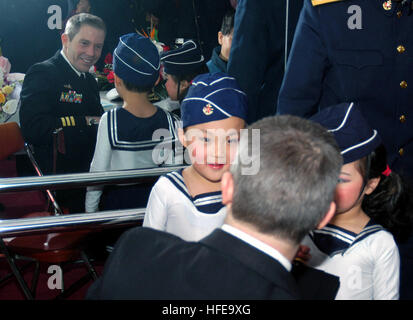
[310,219,384,257]
[164,169,224,214]
[107,108,178,151]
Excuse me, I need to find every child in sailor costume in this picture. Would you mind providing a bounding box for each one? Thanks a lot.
[302,102,413,300]
[143,72,247,241]
[155,40,207,116]
[85,33,180,213]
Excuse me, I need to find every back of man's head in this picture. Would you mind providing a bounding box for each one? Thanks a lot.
[231,115,342,245]
[64,13,106,41]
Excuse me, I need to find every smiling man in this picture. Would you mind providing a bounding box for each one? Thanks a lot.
[19,13,106,213]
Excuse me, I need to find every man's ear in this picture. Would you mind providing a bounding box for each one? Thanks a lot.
[316,201,336,230]
[221,171,234,206]
[365,177,381,196]
[61,33,69,50]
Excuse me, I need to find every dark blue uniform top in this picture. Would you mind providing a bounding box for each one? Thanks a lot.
[278,0,413,183]
[227,0,304,124]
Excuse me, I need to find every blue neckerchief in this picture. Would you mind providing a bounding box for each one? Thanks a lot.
[165,169,224,214]
[310,219,384,257]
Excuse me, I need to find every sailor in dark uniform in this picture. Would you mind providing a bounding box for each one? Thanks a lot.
[277,0,413,299]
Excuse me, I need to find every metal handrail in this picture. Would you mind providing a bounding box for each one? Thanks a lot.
[0,208,145,238]
[0,165,187,193]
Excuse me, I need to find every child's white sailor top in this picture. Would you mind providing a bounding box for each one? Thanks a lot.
[143,169,227,241]
[85,107,180,213]
[302,220,400,300]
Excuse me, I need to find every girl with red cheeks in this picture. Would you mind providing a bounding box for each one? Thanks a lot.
[301,102,413,300]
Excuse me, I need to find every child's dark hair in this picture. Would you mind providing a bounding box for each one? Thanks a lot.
[360,144,413,242]
[122,78,154,94]
[220,8,235,35]
[171,64,209,102]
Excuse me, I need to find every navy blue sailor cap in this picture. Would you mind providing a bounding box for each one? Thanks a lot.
[310,102,382,164]
[180,72,248,128]
[113,33,160,87]
[160,40,205,76]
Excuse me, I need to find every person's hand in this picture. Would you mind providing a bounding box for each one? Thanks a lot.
[294,245,311,263]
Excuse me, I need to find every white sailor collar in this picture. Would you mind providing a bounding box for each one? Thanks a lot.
[165,169,224,214]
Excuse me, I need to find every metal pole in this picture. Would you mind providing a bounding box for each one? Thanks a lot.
[0,208,145,238]
[0,165,187,193]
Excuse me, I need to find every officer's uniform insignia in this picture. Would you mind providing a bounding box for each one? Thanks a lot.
[60,116,76,127]
[60,90,83,103]
[203,104,214,116]
[383,0,392,10]
[63,84,72,89]
[311,0,344,6]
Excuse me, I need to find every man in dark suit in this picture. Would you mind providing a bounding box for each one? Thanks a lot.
[86,114,342,300]
[19,13,105,213]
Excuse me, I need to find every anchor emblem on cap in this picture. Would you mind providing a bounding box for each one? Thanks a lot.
[203,104,214,116]
[383,0,392,10]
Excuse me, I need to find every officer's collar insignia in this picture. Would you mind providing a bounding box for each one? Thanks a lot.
[383,0,392,10]
[63,84,72,89]
[203,104,214,116]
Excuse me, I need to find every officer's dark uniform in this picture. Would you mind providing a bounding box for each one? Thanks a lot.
[227,0,304,124]
[278,0,413,299]
[19,51,103,213]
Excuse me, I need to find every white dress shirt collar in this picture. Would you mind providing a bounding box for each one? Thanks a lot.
[221,224,292,271]
[60,49,85,78]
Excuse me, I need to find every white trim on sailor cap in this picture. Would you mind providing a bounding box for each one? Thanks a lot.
[329,102,354,133]
[160,40,205,65]
[341,129,378,156]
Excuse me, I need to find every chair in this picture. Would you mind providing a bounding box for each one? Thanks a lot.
[0,122,98,299]
[0,122,49,218]
[0,122,25,160]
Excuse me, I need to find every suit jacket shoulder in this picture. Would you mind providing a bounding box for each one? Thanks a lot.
[25,51,61,79]
[291,261,339,299]
[87,228,301,300]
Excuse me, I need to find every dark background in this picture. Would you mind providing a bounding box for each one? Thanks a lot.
[0,1,303,74]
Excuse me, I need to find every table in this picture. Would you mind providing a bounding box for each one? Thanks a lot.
[99,90,123,112]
